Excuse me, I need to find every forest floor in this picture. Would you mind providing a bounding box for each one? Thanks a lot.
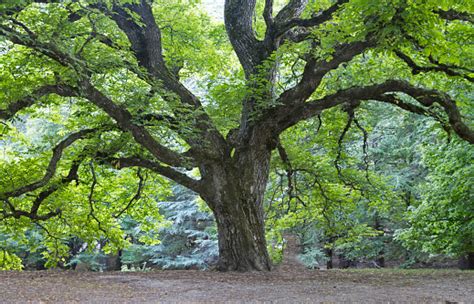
[0,268,473,303]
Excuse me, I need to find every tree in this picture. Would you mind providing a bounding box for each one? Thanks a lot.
[395,137,474,268]
[1,0,473,271]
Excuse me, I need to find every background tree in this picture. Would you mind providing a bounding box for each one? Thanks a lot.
[0,0,472,271]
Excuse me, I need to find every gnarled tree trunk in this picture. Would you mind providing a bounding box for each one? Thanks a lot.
[212,195,271,271]
[200,141,273,271]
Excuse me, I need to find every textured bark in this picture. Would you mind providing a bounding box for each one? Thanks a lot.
[200,138,273,271]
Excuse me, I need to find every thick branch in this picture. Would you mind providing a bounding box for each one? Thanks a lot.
[263,0,274,29]
[0,84,77,120]
[108,156,202,193]
[79,80,192,167]
[99,1,226,155]
[2,22,198,168]
[274,0,307,26]
[103,1,204,110]
[3,6,225,157]
[225,0,264,76]
[278,40,373,107]
[274,80,474,144]
[0,23,82,68]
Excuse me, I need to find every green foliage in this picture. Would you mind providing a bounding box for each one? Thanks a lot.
[299,247,329,269]
[145,186,218,269]
[68,252,107,272]
[0,250,23,270]
[395,138,474,257]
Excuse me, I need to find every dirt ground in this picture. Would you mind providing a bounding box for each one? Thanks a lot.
[0,268,473,303]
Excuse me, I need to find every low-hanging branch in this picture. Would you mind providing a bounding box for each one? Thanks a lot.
[87,162,108,235]
[114,168,145,218]
[1,157,83,221]
[0,128,97,200]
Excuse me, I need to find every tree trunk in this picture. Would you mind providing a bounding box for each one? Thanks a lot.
[200,143,273,271]
[325,247,333,269]
[458,252,474,270]
[213,199,271,271]
[374,215,385,268]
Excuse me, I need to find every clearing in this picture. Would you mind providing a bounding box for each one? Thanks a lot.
[0,268,473,303]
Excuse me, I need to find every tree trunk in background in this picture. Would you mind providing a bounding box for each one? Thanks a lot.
[325,248,334,269]
[105,251,122,271]
[458,252,474,270]
[374,215,385,268]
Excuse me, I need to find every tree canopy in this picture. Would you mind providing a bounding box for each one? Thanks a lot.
[0,0,472,271]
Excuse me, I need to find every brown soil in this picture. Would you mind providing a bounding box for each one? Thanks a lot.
[0,269,472,303]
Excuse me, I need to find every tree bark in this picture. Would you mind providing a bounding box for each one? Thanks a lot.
[213,199,271,271]
[200,141,273,271]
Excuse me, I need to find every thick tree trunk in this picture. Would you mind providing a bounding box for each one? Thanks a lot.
[213,199,271,271]
[200,142,273,271]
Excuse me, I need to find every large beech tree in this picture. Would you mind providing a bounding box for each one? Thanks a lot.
[0,0,473,271]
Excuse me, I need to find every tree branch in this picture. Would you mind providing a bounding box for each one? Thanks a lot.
[274,0,349,39]
[334,111,354,184]
[2,198,61,221]
[273,0,308,27]
[106,156,202,194]
[0,129,98,200]
[2,6,225,160]
[0,84,77,120]
[1,20,197,167]
[78,80,192,167]
[96,1,226,155]
[0,24,75,67]
[435,9,473,23]
[394,50,473,83]
[114,168,145,218]
[277,40,373,107]
[224,0,264,76]
[87,162,108,235]
[263,0,274,29]
[273,80,474,144]
[1,143,87,222]
[102,1,204,110]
